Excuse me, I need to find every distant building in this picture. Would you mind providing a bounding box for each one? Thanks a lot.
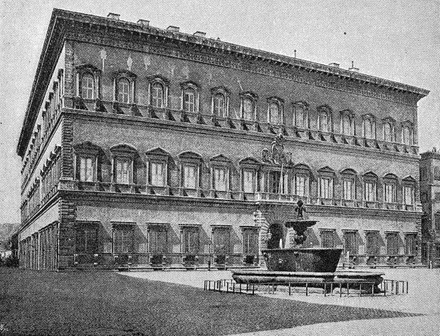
[17,9,429,271]
[420,148,440,267]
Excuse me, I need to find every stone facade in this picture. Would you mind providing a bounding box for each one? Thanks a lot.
[17,9,429,270]
[420,149,440,267]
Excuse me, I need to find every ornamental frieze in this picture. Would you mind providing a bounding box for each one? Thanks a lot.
[66,30,416,106]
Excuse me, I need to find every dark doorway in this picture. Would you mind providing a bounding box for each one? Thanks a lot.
[267,223,285,249]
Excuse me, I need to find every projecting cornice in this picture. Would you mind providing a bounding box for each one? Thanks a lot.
[17,8,430,157]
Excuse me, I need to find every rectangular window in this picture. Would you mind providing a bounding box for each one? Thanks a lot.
[151,162,165,187]
[75,226,98,254]
[321,230,335,248]
[213,95,225,117]
[115,158,131,184]
[319,178,333,199]
[343,179,353,200]
[183,165,197,189]
[403,186,413,205]
[149,227,168,254]
[118,80,130,103]
[184,91,195,112]
[269,171,281,194]
[213,167,227,191]
[364,181,376,201]
[384,184,396,203]
[79,156,94,182]
[242,99,253,120]
[243,170,255,193]
[295,175,306,196]
[366,232,380,255]
[242,229,258,255]
[386,233,399,255]
[182,227,199,254]
[213,228,230,255]
[405,234,416,255]
[113,226,134,254]
[344,232,358,255]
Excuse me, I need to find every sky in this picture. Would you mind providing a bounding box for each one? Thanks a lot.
[0,0,439,223]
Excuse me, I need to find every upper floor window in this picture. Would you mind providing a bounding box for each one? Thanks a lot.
[317,105,332,132]
[81,73,94,99]
[79,156,95,182]
[292,102,309,128]
[402,176,416,205]
[179,151,202,190]
[362,114,376,139]
[110,144,138,185]
[383,174,397,203]
[293,164,311,197]
[382,118,395,142]
[74,142,100,183]
[401,123,413,145]
[181,82,199,113]
[267,98,283,125]
[210,155,232,193]
[341,169,356,200]
[146,147,170,188]
[211,87,230,117]
[239,157,260,193]
[151,83,164,108]
[147,75,169,108]
[151,162,165,187]
[118,79,130,103]
[75,64,101,99]
[213,167,227,191]
[243,169,255,193]
[363,172,378,202]
[340,110,355,136]
[113,70,136,104]
[318,167,335,199]
[240,92,258,121]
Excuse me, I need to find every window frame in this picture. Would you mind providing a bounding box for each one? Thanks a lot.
[211,87,230,118]
[318,167,335,200]
[362,114,376,139]
[240,227,259,255]
[113,70,137,105]
[148,75,170,109]
[181,81,200,113]
[211,225,231,255]
[292,101,309,129]
[112,223,135,254]
[382,117,396,142]
[267,97,284,125]
[110,144,137,185]
[179,224,201,254]
[363,172,378,202]
[74,142,100,183]
[75,64,102,100]
[317,105,333,133]
[240,91,258,121]
[148,224,168,254]
[75,222,99,254]
[340,109,355,136]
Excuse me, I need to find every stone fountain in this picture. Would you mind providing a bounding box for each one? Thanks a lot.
[232,200,384,293]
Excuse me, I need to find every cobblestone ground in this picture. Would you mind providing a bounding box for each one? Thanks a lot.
[124,268,440,336]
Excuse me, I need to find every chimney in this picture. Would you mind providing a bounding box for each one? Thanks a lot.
[329,62,340,68]
[349,61,359,72]
[167,25,180,32]
[137,19,150,27]
[107,13,120,20]
[193,31,206,37]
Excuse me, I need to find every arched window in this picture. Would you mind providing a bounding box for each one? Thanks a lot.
[384,122,392,142]
[363,172,378,202]
[240,92,258,121]
[292,102,309,128]
[181,82,199,113]
[340,110,354,136]
[318,167,335,200]
[269,103,279,124]
[402,125,412,145]
[118,78,130,104]
[340,169,357,200]
[317,106,332,132]
[151,83,164,108]
[383,174,398,203]
[362,115,376,139]
[81,73,94,99]
[213,93,225,117]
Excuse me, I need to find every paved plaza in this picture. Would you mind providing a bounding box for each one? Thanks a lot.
[122,268,440,336]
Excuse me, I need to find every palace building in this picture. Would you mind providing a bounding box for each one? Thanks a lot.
[17,9,429,271]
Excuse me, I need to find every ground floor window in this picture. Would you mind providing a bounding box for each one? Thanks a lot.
[386,233,399,255]
[181,226,200,254]
[149,225,168,254]
[366,231,381,255]
[320,230,336,248]
[344,231,358,255]
[75,224,98,254]
[213,227,231,255]
[113,225,134,254]
[405,234,416,255]
[242,228,258,255]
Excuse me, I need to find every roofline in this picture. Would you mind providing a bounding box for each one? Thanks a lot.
[17,8,430,157]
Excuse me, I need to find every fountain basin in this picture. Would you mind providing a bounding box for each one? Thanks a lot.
[262,248,343,273]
